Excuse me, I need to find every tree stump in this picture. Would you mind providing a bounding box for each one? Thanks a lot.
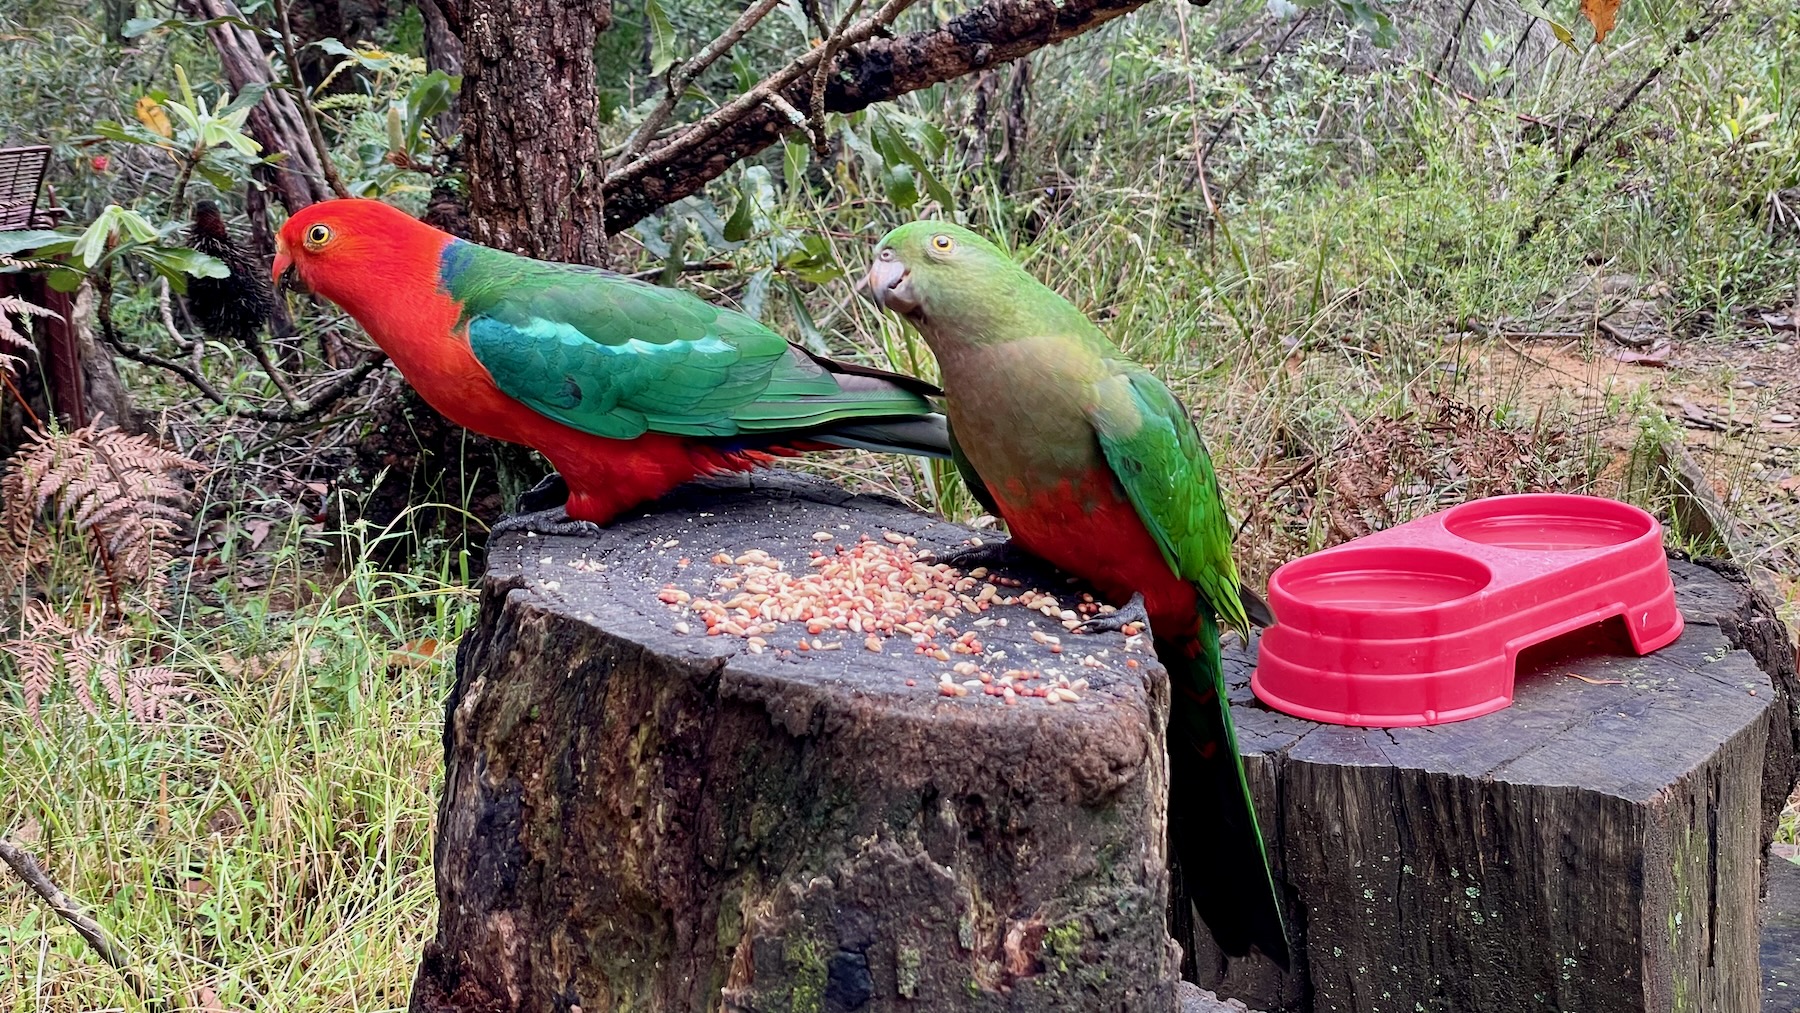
[411,472,1184,1013]
[1192,558,1800,1013]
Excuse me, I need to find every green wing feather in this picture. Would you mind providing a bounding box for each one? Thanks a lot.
[1084,366,1251,639]
[441,241,933,441]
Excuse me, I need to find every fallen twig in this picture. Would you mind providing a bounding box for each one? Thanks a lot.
[0,837,143,996]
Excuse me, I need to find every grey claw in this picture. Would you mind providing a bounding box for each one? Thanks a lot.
[1074,591,1151,637]
[489,507,603,539]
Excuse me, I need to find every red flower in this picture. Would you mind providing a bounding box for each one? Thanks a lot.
[91,155,110,172]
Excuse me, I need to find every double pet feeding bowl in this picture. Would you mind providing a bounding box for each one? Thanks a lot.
[1251,493,1683,728]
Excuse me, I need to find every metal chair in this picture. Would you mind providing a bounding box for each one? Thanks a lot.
[0,145,68,231]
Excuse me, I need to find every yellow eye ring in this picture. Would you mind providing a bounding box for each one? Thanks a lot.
[930,234,954,252]
[305,223,332,249]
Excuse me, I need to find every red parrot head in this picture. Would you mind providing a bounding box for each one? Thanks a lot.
[273,198,447,316]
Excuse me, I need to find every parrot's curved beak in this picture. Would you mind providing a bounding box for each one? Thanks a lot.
[863,256,918,316]
[271,235,292,290]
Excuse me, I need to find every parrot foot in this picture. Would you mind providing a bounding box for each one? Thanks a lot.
[1074,591,1151,638]
[488,506,604,540]
[932,538,1028,572]
[515,472,570,514]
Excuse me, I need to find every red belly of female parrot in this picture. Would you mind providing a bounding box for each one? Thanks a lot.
[988,470,1198,635]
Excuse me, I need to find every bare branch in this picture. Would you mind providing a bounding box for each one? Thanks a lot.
[809,0,870,155]
[270,0,351,198]
[615,0,789,169]
[606,0,920,193]
[0,838,143,996]
[98,274,383,424]
[602,0,1156,234]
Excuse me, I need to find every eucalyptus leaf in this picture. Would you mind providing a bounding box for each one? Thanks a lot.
[0,231,75,257]
[645,0,678,77]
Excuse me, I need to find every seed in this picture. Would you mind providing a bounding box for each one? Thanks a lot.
[1126,659,1140,669]
[866,636,883,653]
[1055,688,1080,702]
[883,531,907,545]
[812,531,834,542]
[1048,644,1063,654]
[674,622,691,635]
[905,678,916,686]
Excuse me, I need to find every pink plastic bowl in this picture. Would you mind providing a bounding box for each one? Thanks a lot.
[1250,494,1682,727]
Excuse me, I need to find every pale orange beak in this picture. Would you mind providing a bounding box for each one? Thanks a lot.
[271,234,292,289]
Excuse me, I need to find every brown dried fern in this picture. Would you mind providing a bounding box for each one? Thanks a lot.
[2,600,189,723]
[0,419,201,612]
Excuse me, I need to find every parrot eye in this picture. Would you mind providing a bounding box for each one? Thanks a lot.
[305,224,333,249]
[930,234,954,252]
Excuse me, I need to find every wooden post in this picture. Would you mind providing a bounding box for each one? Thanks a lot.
[1191,559,1798,1013]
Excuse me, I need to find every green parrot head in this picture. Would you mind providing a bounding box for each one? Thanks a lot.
[865,221,1024,334]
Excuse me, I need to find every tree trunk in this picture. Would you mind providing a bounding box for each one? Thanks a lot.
[1191,556,1799,1013]
[443,0,611,265]
[410,472,1185,1012]
[185,0,333,211]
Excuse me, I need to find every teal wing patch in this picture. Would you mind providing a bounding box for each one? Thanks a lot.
[448,242,932,440]
[1085,366,1251,637]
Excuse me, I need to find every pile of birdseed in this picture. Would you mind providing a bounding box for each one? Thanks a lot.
[655,531,1149,705]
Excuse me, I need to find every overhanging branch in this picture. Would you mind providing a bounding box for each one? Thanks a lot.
[602,0,1156,235]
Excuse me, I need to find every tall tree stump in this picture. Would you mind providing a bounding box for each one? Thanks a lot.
[1191,559,1799,1013]
[411,472,1183,1012]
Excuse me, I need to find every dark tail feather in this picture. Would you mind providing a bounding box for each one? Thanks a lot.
[810,414,952,459]
[1239,586,1275,628]
[1164,618,1290,970]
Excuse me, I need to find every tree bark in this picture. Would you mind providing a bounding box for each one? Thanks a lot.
[442,0,611,265]
[411,472,1184,1012]
[184,0,334,211]
[602,0,1151,235]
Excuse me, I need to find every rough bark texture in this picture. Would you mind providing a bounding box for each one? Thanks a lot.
[410,472,1182,1012]
[184,0,334,211]
[603,0,1149,235]
[441,0,611,265]
[1192,557,1798,1013]
[1763,857,1800,1011]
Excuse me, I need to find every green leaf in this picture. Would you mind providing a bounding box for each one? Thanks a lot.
[218,82,268,119]
[723,190,756,243]
[0,231,75,257]
[645,0,678,77]
[123,14,253,38]
[139,247,230,291]
[47,268,84,293]
[1517,0,1579,51]
[783,280,832,357]
[89,120,180,150]
[880,163,919,208]
[1332,0,1398,47]
[72,209,121,268]
[782,141,810,191]
[780,234,844,284]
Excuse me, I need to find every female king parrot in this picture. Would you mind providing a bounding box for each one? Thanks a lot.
[865,221,1289,969]
[273,199,949,532]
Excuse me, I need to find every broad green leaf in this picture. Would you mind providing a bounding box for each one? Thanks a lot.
[881,163,919,208]
[645,0,678,77]
[139,247,230,288]
[783,141,810,191]
[0,231,75,257]
[115,210,159,244]
[47,268,84,293]
[218,82,268,119]
[723,190,756,243]
[89,121,179,150]
[73,209,121,268]
[123,14,252,37]
[783,280,832,356]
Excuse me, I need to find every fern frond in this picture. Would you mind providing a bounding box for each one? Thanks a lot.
[0,422,201,612]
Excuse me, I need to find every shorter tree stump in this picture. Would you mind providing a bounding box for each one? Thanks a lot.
[1192,558,1800,1013]
[411,472,1185,1012]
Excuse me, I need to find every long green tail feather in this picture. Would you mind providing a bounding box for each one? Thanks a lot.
[1164,616,1290,970]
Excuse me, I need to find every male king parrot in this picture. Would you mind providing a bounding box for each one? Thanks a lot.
[273,198,950,532]
[865,221,1289,969]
